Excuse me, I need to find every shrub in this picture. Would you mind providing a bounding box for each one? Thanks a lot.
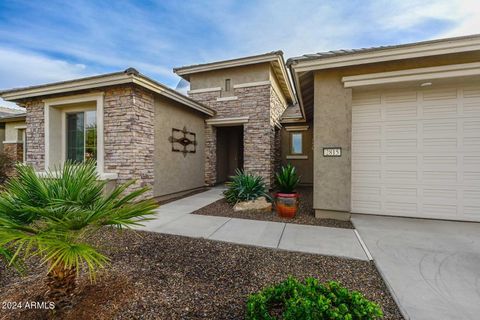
[246,276,383,320]
[275,164,300,193]
[0,160,158,310]
[224,169,269,204]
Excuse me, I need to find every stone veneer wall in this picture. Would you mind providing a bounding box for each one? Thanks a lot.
[104,84,155,197]
[3,143,23,162]
[25,99,45,170]
[190,83,287,187]
[23,85,155,198]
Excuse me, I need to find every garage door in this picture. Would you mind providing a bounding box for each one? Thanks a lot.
[351,84,480,221]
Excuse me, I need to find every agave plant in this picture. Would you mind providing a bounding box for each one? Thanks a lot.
[275,164,300,193]
[0,161,158,310]
[224,169,269,204]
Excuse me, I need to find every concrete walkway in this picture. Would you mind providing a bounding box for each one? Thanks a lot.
[353,215,480,320]
[137,188,368,261]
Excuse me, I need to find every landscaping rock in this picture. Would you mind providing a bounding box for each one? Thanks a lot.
[233,196,272,212]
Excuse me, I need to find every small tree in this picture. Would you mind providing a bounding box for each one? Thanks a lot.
[0,161,158,310]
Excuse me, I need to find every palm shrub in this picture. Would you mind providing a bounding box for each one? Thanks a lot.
[0,161,158,310]
[224,169,269,204]
[275,164,300,193]
[246,276,383,320]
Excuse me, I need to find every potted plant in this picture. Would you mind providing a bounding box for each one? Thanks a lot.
[275,164,300,218]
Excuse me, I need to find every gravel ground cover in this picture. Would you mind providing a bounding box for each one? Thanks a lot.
[193,187,354,229]
[0,228,402,320]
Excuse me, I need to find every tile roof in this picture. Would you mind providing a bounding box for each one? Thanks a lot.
[287,34,480,65]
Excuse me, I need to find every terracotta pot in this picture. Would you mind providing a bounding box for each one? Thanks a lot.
[275,192,299,218]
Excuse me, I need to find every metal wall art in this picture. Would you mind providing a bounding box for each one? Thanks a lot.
[168,126,197,157]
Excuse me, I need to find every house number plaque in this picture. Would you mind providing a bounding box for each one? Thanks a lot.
[323,147,342,157]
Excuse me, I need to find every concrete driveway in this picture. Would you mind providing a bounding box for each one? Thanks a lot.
[352,215,480,320]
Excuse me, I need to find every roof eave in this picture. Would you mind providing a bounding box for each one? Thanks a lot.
[0,71,215,117]
[289,35,480,73]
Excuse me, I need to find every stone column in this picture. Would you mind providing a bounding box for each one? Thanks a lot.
[204,124,217,185]
[104,84,155,198]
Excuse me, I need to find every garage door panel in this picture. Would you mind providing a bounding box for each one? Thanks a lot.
[385,104,417,120]
[386,139,417,151]
[422,203,457,216]
[352,84,480,221]
[385,155,417,167]
[384,202,417,215]
[464,190,480,217]
[351,155,381,170]
[384,91,417,103]
[422,88,458,101]
[422,103,458,118]
[385,124,417,138]
[423,120,456,137]
[464,172,480,186]
[352,104,381,121]
[423,138,457,151]
[463,102,480,116]
[352,170,381,183]
[423,171,457,183]
[384,170,417,182]
[463,137,480,150]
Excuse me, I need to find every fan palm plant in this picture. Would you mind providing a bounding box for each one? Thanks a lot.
[0,161,158,310]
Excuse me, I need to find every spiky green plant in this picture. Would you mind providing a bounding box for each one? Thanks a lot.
[0,160,158,310]
[223,169,269,205]
[275,164,300,193]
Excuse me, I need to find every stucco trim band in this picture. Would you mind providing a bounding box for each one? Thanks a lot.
[216,96,238,101]
[285,125,309,131]
[233,80,271,88]
[286,155,308,160]
[205,116,249,126]
[187,87,222,94]
[342,62,480,88]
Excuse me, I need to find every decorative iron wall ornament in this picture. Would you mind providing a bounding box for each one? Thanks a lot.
[168,126,197,157]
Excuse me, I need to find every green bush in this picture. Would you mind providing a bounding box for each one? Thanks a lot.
[275,164,300,193]
[246,276,383,320]
[224,169,269,204]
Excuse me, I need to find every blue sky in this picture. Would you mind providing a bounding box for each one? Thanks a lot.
[0,0,478,107]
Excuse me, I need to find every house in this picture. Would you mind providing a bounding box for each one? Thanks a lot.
[1,34,479,221]
[0,107,26,162]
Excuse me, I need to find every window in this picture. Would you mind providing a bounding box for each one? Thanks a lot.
[19,129,26,163]
[225,79,231,91]
[291,132,303,154]
[66,111,97,163]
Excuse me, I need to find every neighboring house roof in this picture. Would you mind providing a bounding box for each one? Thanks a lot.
[173,51,296,105]
[0,113,26,123]
[0,68,215,117]
[0,106,25,118]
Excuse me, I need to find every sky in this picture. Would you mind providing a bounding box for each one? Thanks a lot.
[0,0,479,108]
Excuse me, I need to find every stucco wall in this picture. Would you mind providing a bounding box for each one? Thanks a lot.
[189,63,270,90]
[280,123,314,185]
[312,51,480,214]
[4,121,25,142]
[153,95,206,197]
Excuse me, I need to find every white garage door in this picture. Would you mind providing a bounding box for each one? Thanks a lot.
[351,83,480,221]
